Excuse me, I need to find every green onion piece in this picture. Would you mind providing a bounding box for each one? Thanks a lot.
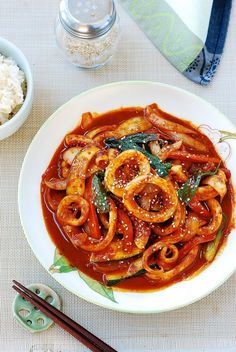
[178,174,201,204]
[205,214,227,262]
[92,174,110,213]
[105,133,171,177]
[178,163,221,204]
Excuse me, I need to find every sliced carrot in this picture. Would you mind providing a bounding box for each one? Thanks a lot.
[117,208,134,253]
[188,198,211,219]
[168,151,221,163]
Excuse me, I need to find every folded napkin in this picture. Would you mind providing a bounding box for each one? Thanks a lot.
[121,0,232,85]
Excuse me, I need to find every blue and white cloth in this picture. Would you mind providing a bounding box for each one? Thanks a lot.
[121,0,232,85]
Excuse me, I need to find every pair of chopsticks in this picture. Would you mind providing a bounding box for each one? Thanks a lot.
[12,280,117,352]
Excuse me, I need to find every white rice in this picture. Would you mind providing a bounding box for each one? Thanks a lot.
[0,53,25,125]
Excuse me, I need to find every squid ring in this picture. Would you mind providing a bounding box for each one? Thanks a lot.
[86,125,117,139]
[69,145,100,180]
[45,178,67,191]
[153,201,186,236]
[202,169,227,201]
[95,152,109,169]
[62,147,82,165]
[145,246,199,281]
[123,174,178,223]
[66,145,100,196]
[142,242,178,275]
[99,213,109,229]
[159,245,179,264]
[104,150,150,197]
[157,245,179,271]
[195,186,218,201]
[65,134,95,147]
[196,198,223,236]
[57,195,89,227]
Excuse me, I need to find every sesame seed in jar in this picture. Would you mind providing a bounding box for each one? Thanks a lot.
[55,0,121,68]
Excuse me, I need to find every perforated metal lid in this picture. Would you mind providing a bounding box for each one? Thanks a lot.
[59,0,116,39]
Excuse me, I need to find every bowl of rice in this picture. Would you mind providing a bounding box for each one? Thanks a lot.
[0,37,33,140]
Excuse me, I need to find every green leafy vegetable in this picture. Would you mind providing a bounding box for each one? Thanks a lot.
[178,174,202,204]
[105,133,172,177]
[205,214,227,262]
[49,248,77,273]
[92,173,110,213]
[105,133,157,151]
[178,164,221,204]
[78,271,117,303]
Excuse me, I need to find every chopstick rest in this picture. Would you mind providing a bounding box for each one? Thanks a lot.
[13,283,61,333]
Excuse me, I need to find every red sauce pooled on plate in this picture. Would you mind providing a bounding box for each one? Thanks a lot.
[41,106,234,291]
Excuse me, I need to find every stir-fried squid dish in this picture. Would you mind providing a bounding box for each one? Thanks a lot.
[41,104,233,290]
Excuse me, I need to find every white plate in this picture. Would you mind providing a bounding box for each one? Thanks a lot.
[18,81,236,313]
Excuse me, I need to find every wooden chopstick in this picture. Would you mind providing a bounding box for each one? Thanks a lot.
[12,280,117,352]
[12,285,103,352]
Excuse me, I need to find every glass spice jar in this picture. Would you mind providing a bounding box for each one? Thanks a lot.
[55,0,120,68]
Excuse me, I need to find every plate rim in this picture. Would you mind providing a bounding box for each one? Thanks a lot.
[18,80,236,314]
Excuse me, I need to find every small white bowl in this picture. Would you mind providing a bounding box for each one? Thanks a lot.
[0,37,33,140]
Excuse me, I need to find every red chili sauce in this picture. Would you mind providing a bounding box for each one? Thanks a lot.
[41,107,234,291]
